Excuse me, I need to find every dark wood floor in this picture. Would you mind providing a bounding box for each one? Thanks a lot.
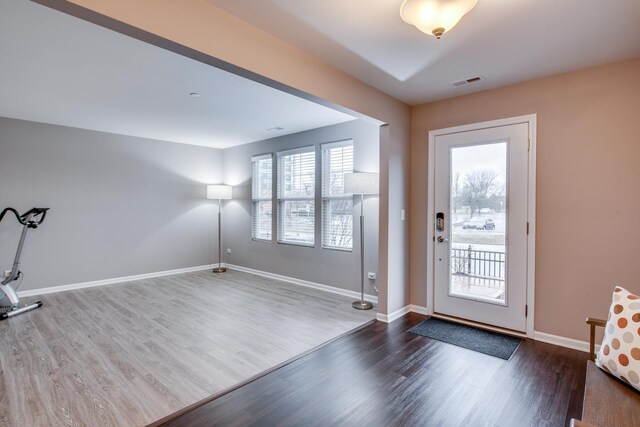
[160,313,588,427]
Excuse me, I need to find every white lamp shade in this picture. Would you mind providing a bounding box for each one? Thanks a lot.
[344,172,379,195]
[206,184,232,200]
[400,0,477,38]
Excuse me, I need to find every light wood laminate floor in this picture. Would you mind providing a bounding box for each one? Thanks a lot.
[0,269,375,427]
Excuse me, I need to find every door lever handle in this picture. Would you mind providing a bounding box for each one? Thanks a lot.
[437,236,448,243]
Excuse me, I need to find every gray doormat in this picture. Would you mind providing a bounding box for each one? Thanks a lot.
[409,318,522,360]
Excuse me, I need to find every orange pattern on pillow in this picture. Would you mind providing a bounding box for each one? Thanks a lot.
[595,286,640,391]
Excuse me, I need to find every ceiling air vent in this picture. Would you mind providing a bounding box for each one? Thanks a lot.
[451,76,485,87]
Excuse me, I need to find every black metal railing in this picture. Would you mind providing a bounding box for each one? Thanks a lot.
[451,246,505,283]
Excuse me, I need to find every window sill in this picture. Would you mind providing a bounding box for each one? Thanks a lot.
[322,246,353,253]
[252,237,273,243]
[276,241,315,248]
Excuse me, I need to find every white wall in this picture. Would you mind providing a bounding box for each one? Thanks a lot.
[222,120,380,296]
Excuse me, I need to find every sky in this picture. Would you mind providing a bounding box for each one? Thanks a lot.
[451,141,507,184]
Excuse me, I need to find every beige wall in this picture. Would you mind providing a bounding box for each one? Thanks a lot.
[56,0,412,315]
[411,58,640,341]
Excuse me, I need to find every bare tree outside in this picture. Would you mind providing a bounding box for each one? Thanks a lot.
[324,157,352,248]
[452,172,461,215]
[322,144,353,249]
[449,143,508,303]
[324,198,352,248]
[459,169,501,218]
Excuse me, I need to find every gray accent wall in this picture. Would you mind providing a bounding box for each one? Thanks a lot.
[222,120,380,297]
[0,117,224,292]
[0,117,379,297]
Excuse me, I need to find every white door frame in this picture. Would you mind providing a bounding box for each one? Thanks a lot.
[426,114,537,338]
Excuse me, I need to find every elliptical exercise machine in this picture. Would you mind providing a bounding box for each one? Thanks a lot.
[0,207,48,320]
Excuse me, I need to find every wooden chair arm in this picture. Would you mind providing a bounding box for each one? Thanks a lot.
[586,317,607,361]
[586,317,606,327]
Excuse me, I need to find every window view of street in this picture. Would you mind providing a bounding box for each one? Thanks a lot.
[277,149,316,245]
[450,142,507,304]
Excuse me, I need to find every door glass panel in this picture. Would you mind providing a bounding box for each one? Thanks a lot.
[449,142,507,304]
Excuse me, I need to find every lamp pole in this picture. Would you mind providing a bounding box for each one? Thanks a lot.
[213,198,227,273]
[206,184,231,273]
[352,193,372,310]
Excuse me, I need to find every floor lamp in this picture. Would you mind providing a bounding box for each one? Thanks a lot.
[207,184,232,273]
[344,172,379,310]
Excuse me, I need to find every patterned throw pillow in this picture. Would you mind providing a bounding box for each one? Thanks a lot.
[595,286,640,391]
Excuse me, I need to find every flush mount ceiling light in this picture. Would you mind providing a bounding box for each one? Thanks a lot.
[400,0,478,39]
[189,92,200,97]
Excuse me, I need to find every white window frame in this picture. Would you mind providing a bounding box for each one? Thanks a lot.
[251,153,273,241]
[321,140,354,251]
[276,146,316,247]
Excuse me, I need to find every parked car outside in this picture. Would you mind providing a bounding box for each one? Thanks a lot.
[462,218,496,230]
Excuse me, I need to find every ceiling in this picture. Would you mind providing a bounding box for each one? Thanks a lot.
[208,0,640,105]
[0,0,356,149]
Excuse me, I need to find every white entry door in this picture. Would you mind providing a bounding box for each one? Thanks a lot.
[433,122,531,332]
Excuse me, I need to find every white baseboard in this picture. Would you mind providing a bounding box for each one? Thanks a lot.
[376,305,431,323]
[382,305,592,354]
[17,264,216,297]
[16,262,378,309]
[408,304,430,315]
[376,305,411,323]
[533,331,595,354]
[225,263,378,304]
[377,304,429,323]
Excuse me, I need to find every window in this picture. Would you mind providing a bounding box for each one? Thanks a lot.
[251,154,273,241]
[321,141,353,250]
[277,147,316,246]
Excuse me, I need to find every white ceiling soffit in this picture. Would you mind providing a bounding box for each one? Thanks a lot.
[0,0,356,149]
[208,0,640,105]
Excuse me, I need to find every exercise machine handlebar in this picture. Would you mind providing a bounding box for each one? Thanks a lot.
[0,206,49,320]
[0,207,49,228]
